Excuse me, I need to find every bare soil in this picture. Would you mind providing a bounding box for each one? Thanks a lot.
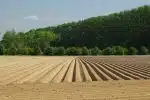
[0,56,150,100]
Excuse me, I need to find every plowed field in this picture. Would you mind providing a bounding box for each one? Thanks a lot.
[0,56,150,100]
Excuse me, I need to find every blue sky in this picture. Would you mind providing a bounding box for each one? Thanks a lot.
[0,0,150,34]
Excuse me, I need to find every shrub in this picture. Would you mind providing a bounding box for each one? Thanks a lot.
[6,47,17,55]
[128,47,138,55]
[81,47,89,55]
[124,48,128,55]
[17,48,30,55]
[27,48,34,55]
[112,46,125,55]
[90,47,101,55]
[44,47,53,55]
[32,47,42,55]
[102,47,114,55]
[0,44,4,55]
[76,47,82,55]
[53,47,66,55]
[140,46,149,55]
[66,47,80,55]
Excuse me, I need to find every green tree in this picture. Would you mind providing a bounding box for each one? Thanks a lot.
[2,30,16,49]
[24,30,56,53]
[37,31,56,52]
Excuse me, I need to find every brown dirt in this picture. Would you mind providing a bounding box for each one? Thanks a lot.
[0,80,150,100]
[0,56,150,100]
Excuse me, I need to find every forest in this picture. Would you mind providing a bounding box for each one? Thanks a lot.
[0,5,150,55]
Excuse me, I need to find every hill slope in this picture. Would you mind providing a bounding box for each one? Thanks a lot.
[37,5,150,48]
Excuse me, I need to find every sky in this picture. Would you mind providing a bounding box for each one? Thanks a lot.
[0,0,150,34]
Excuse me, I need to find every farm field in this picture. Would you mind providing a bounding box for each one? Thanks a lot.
[0,56,150,100]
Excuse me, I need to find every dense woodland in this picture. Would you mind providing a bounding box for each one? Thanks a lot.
[0,5,150,55]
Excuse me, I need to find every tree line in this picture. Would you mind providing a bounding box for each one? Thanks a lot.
[0,44,149,55]
[0,5,150,56]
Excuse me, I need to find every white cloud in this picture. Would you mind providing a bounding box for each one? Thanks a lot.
[24,16,39,20]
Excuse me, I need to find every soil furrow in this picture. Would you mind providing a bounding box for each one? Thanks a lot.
[81,57,121,80]
[51,59,73,83]
[63,60,76,82]
[116,64,150,75]
[109,63,149,79]
[39,61,67,83]
[75,59,83,82]
[72,59,77,82]
[111,64,150,79]
[78,59,92,82]
[77,58,86,82]
[80,58,112,81]
[103,63,140,80]
[80,58,103,81]
[0,61,46,85]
